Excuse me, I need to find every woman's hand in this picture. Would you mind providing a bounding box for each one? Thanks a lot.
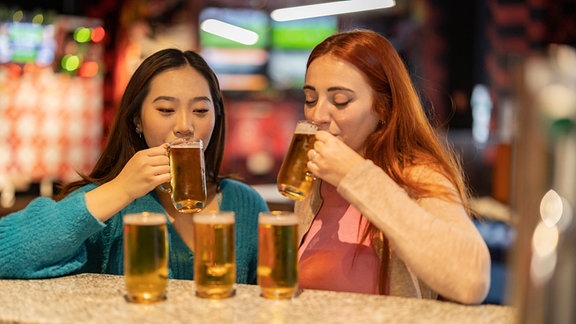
[306,131,365,187]
[114,144,171,200]
[85,144,170,221]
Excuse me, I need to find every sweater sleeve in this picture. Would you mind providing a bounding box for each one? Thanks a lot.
[337,160,491,304]
[0,188,105,279]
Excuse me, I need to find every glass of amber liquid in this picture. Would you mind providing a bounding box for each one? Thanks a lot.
[277,120,318,201]
[193,211,236,299]
[123,212,168,303]
[161,138,207,213]
[257,211,299,299]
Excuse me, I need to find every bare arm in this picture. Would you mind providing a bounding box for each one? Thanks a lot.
[85,144,170,221]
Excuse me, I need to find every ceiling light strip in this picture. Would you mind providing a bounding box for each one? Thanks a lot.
[271,0,396,22]
[200,19,259,45]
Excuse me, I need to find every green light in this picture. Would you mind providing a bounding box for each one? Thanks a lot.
[61,54,81,71]
[32,14,44,24]
[74,27,91,43]
[12,11,24,22]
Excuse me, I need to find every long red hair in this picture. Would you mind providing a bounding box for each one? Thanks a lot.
[307,29,470,294]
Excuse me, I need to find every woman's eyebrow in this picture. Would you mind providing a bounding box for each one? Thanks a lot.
[152,96,212,103]
[327,86,354,92]
[191,96,212,104]
[152,96,176,102]
[302,85,354,93]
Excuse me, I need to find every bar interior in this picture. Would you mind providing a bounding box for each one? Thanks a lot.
[1,0,575,322]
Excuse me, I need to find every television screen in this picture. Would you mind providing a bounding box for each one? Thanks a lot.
[199,7,269,49]
[199,7,270,91]
[271,16,337,50]
[268,16,337,89]
[0,22,56,65]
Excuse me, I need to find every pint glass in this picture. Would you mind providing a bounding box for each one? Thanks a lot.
[164,138,207,213]
[123,212,168,303]
[277,120,318,201]
[193,212,236,299]
[257,211,299,299]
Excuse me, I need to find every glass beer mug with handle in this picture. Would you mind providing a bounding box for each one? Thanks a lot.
[277,120,318,201]
[160,137,207,213]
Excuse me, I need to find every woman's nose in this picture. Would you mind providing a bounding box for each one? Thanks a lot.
[174,112,194,138]
[309,100,330,130]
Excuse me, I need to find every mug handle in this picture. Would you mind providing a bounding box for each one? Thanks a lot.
[158,143,172,193]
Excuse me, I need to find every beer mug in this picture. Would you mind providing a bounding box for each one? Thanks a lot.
[277,120,318,201]
[257,211,299,299]
[193,211,236,299]
[123,212,169,303]
[161,138,207,213]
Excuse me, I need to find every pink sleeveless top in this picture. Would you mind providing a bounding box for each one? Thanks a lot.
[298,181,381,294]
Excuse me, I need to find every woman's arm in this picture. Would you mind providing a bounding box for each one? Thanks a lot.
[338,160,491,304]
[0,188,105,279]
[85,145,170,222]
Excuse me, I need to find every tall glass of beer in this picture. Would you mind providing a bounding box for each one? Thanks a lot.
[123,212,168,303]
[257,211,299,299]
[193,211,236,299]
[163,138,207,213]
[277,120,318,201]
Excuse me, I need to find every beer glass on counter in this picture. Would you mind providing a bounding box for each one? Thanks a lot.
[161,138,207,213]
[193,212,236,299]
[257,211,299,299]
[123,212,169,303]
[277,120,318,201]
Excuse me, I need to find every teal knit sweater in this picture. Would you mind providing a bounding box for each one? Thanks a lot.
[0,178,269,284]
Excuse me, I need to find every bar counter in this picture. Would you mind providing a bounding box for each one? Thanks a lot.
[0,274,516,323]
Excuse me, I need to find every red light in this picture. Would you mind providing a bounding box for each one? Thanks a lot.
[79,61,99,78]
[91,26,105,43]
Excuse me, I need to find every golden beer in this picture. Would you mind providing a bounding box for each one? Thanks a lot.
[169,139,206,213]
[123,212,168,303]
[257,212,299,299]
[193,212,236,299]
[277,120,317,201]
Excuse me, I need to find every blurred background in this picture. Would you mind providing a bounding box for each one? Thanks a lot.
[1,0,576,312]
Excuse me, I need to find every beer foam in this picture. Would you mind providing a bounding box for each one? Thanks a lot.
[294,121,318,134]
[169,138,203,149]
[123,212,166,225]
[259,212,298,225]
[171,142,202,149]
[194,212,235,224]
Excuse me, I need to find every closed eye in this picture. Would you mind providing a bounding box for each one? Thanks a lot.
[333,100,351,107]
[304,99,317,106]
[157,108,174,113]
[193,108,210,114]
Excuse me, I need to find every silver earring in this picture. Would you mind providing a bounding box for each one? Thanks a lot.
[135,125,142,138]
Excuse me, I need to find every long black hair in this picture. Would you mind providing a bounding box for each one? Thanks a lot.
[56,49,225,200]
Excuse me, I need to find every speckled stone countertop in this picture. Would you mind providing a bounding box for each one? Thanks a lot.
[0,274,517,323]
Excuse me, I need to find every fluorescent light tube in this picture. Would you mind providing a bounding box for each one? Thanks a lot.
[200,19,259,45]
[271,0,396,22]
